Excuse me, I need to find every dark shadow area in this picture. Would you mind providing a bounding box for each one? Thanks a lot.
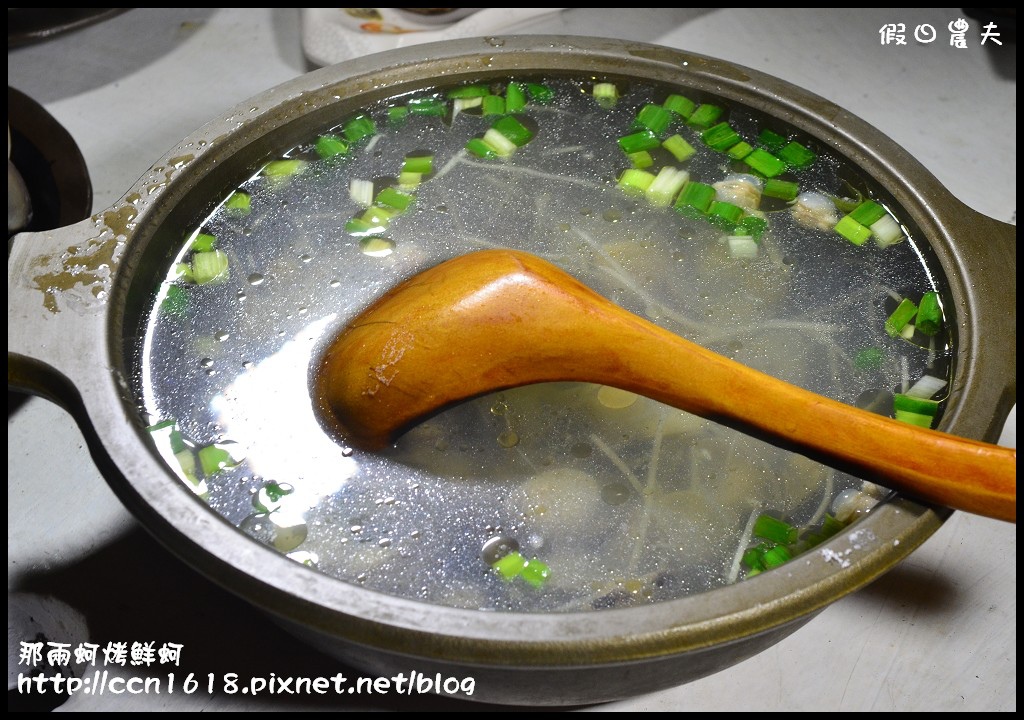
[7,8,219,104]
[964,7,1016,79]
[11,526,586,711]
[7,86,93,248]
[843,556,962,616]
[7,390,30,417]
[7,8,131,49]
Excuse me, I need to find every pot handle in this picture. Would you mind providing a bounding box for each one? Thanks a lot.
[932,200,1016,444]
[8,215,119,411]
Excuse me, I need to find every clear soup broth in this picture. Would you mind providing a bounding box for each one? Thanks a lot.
[135,76,952,612]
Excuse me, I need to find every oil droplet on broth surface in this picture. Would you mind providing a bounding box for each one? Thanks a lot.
[360,237,395,257]
[570,442,592,458]
[601,482,631,506]
[597,385,639,409]
[497,429,519,448]
[480,535,520,564]
[287,549,319,567]
[247,273,265,285]
[253,481,295,513]
[490,401,508,416]
[239,512,308,552]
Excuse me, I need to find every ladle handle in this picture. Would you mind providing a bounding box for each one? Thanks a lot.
[596,313,1016,523]
[322,250,1015,522]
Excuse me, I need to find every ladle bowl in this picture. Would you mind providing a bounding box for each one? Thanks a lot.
[318,249,1015,522]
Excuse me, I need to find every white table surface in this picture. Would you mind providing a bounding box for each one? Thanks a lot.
[8,8,1015,711]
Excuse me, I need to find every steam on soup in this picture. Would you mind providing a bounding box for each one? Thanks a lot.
[134,76,952,611]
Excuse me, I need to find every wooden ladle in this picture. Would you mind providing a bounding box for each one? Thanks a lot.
[315,249,1016,523]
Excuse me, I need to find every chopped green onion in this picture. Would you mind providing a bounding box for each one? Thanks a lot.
[735,214,768,240]
[849,200,887,226]
[191,250,229,285]
[407,97,447,116]
[173,263,193,282]
[197,444,239,476]
[742,547,766,572]
[674,181,717,218]
[490,550,549,587]
[885,298,918,337]
[763,179,800,202]
[262,159,307,178]
[315,133,349,159]
[646,167,690,207]
[397,171,423,189]
[481,128,517,157]
[776,141,816,169]
[632,104,674,136]
[224,191,251,213]
[706,201,744,228]
[505,82,527,113]
[686,104,724,130]
[762,545,793,568]
[894,393,940,417]
[342,114,376,143]
[915,292,943,335]
[161,284,187,315]
[190,232,217,252]
[832,191,864,214]
[174,448,201,487]
[593,82,619,109]
[481,94,506,116]
[662,93,696,119]
[146,418,187,454]
[662,134,696,162]
[447,84,490,99]
[361,205,397,230]
[753,514,798,544]
[402,155,434,175]
[344,217,380,237]
[870,214,905,247]
[520,558,551,588]
[465,137,498,159]
[701,122,741,152]
[617,168,656,197]
[491,115,534,146]
[617,129,661,154]
[349,178,374,207]
[525,82,554,103]
[905,374,947,399]
[375,187,415,212]
[493,551,529,580]
[821,514,845,538]
[742,148,786,178]
[894,409,935,427]
[627,150,654,169]
[758,128,787,152]
[727,234,759,260]
[451,96,482,118]
[387,106,409,125]
[834,215,872,245]
[726,141,753,160]
[854,347,883,370]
